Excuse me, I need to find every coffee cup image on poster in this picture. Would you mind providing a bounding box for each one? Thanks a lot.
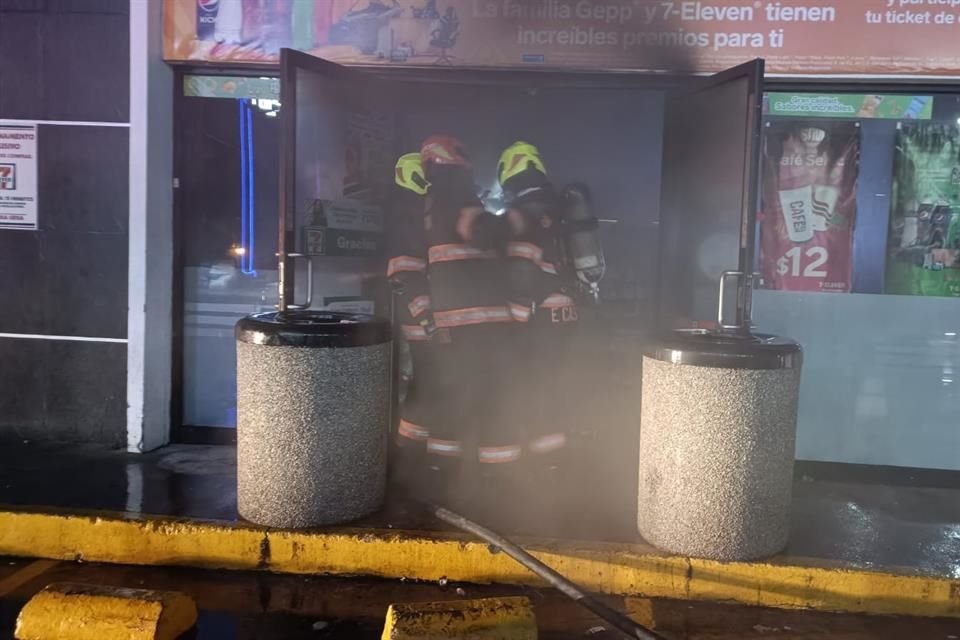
[185,0,456,63]
[759,121,860,293]
[886,122,960,298]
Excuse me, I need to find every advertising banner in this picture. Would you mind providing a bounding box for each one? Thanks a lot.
[183,74,280,99]
[166,0,960,77]
[759,121,859,293]
[886,123,960,297]
[0,123,38,231]
[766,94,934,120]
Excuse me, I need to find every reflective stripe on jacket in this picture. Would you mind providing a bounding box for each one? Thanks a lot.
[507,241,558,275]
[401,324,452,343]
[509,302,532,323]
[428,243,498,264]
[398,419,430,442]
[408,295,432,318]
[478,445,523,464]
[387,255,427,278]
[529,433,567,454]
[427,438,462,457]
[433,306,512,329]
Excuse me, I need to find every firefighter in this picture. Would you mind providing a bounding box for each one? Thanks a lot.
[419,135,517,504]
[386,152,445,488]
[498,141,580,498]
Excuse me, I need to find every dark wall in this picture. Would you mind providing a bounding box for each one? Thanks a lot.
[0,0,129,445]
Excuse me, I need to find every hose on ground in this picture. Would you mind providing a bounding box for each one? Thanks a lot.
[428,503,667,640]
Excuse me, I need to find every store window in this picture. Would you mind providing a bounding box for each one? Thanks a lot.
[754,92,960,470]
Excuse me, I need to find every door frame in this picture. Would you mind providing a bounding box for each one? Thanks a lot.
[170,65,280,444]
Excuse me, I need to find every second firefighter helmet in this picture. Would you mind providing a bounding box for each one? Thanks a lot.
[497,140,547,187]
[395,152,430,195]
[420,135,471,169]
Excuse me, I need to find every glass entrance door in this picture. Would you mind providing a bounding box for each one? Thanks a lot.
[657,59,765,330]
[278,49,394,318]
[177,75,281,432]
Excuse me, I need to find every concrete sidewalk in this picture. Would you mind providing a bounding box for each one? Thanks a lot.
[1,508,958,620]
[1,443,959,620]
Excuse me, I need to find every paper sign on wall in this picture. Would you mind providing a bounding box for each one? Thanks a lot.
[0,123,38,231]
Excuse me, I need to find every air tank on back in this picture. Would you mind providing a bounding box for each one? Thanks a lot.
[560,183,606,302]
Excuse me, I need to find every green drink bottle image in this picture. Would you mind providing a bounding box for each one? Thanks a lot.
[292,0,315,50]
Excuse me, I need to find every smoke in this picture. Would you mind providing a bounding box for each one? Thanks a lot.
[378,11,717,538]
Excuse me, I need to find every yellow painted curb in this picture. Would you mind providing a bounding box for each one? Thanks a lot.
[382,596,536,639]
[0,509,958,620]
[14,582,198,640]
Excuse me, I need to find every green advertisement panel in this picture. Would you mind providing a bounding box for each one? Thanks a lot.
[887,123,960,297]
[766,94,933,120]
[183,75,280,100]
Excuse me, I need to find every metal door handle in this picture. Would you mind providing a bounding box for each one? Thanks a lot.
[717,270,760,331]
[286,253,313,310]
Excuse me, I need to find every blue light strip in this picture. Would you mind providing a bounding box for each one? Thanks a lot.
[245,100,257,276]
[239,100,249,272]
[237,99,257,276]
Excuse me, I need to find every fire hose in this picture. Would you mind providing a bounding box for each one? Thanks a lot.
[426,503,667,640]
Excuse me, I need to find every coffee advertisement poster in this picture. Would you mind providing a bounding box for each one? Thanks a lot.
[759,121,860,293]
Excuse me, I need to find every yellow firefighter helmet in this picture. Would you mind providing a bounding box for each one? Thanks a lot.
[395,152,430,195]
[497,141,547,186]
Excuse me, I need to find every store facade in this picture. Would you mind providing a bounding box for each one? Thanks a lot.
[163,1,960,471]
[4,1,956,473]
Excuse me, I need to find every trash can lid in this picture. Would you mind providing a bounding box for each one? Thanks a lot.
[236,311,392,348]
[645,329,802,370]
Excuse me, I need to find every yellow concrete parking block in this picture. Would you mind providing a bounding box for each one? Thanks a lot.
[382,596,536,640]
[15,582,198,640]
[0,509,958,620]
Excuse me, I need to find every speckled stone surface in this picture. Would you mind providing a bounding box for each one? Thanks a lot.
[638,357,801,561]
[237,341,391,528]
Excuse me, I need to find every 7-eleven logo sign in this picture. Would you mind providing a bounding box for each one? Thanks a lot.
[0,164,14,190]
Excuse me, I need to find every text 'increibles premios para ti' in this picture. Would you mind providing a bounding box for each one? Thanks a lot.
[470,1,841,52]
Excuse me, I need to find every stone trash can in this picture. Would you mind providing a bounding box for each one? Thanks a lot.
[637,330,802,561]
[235,310,392,528]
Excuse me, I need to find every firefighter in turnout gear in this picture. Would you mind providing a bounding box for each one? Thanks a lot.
[386,153,447,486]
[419,135,519,499]
[498,141,580,483]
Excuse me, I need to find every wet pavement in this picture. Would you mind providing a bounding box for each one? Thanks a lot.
[0,556,958,639]
[0,442,959,578]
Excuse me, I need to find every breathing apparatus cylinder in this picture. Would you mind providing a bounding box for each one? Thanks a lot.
[559,183,605,302]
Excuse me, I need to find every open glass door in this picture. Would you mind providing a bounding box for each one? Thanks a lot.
[657,59,765,331]
[279,49,395,316]
[175,74,282,434]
